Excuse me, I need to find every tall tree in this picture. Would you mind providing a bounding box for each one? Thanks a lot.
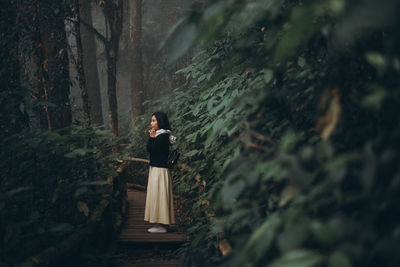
[129,0,144,127]
[69,0,123,136]
[79,0,104,125]
[101,0,123,136]
[36,0,72,130]
[72,0,91,127]
[0,0,29,136]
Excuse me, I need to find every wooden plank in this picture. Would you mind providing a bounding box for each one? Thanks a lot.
[122,221,148,224]
[119,238,186,243]
[119,233,185,239]
[118,233,186,239]
[118,189,188,245]
[117,240,181,243]
[118,237,183,241]
[117,238,186,243]
[126,259,181,267]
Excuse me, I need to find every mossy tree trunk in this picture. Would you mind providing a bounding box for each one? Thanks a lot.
[129,0,144,128]
[80,0,104,125]
[73,0,91,127]
[101,0,123,137]
[36,0,72,130]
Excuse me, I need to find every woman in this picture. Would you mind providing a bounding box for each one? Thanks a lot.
[144,111,176,233]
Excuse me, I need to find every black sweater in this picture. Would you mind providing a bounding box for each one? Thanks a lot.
[146,133,170,168]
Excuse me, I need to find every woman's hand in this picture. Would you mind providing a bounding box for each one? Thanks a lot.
[149,129,156,137]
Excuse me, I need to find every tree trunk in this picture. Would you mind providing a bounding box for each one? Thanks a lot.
[129,0,144,128]
[37,0,72,130]
[73,0,91,127]
[102,0,123,136]
[0,1,30,136]
[106,51,119,136]
[80,1,104,125]
[31,1,52,130]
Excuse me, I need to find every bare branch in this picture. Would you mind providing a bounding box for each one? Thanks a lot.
[249,130,275,145]
[247,143,270,152]
[66,17,108,46]
[66,42,78,67]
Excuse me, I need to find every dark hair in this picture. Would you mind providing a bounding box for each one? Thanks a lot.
[152,111,172,131]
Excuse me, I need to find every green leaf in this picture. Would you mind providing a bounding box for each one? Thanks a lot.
[263,69,274,84]
[48,223,74,233]
[212,118,225,134]
[362,85,387,109]
[6,187,32,196]
[298,57,306,68]
[277,216,309,252]
[193,103,204,117]
[329,250,352,267]
[310,219,343,246]
[64,148,87,158]
[221,179,246,208]
[184,150,199,158]
[273,5,316,63]
[279,131,297,152]
[209,99,229,116]
[269,250,322,267]
[244,214,282,262]
[366,52,388,74]
[207,96,219,112]
[74,187,88,198]
[185,132,198,142]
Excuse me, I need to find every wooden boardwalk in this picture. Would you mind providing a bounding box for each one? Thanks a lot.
[117,189,188,244]
[114,189,188,266]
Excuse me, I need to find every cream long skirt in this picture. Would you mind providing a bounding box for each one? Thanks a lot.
[144,166,175,225]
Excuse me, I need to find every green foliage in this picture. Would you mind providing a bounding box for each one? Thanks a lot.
[134,0,400,266]
[0,124,120,265]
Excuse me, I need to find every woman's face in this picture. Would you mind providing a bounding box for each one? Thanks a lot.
[150,115,159,130]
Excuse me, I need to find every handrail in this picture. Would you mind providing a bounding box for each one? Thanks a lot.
[126,157,149,164]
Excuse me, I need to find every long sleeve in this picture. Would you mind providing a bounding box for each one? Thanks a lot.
[147,134,168,153]
[146,133,170,168]
[146,136,156,153]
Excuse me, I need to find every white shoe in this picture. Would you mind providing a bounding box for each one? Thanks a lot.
[147,226,167,233]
